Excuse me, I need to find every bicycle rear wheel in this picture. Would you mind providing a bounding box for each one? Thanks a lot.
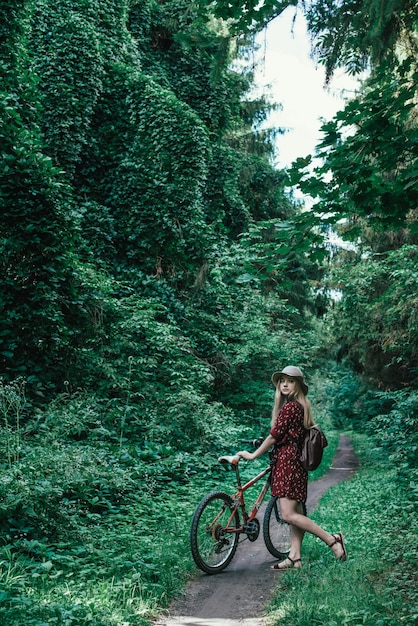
[190,491,240,574]
[263,496,291,559]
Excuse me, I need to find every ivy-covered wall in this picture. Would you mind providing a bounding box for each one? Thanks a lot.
[1,0,319,445]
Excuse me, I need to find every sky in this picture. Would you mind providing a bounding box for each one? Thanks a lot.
[252,8,361,169]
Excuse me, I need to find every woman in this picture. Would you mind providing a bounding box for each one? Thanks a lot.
[237,365,347,569]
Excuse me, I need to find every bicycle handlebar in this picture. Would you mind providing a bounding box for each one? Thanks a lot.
[239,437,264,448]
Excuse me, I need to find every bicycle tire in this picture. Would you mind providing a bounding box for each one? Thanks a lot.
[263,496,291,559]
[190,491,240,574]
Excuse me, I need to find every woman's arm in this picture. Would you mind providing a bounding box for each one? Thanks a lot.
[237,434,277,461]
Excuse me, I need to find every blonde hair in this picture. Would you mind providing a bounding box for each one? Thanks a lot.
[271,378,315,430]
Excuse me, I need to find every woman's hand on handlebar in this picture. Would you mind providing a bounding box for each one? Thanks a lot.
[237,434,276,461]
[236,449,255,461]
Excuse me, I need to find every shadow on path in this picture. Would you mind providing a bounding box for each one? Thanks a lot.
[153,434,358,626]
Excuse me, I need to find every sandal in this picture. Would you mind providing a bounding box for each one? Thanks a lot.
[271,556,302,570]
[329,532,347,561]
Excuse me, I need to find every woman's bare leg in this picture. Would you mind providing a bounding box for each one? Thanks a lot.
[272,501,305,569]
[289,501,305,560]
[279,498,346,560]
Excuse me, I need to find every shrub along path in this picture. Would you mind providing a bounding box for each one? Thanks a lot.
[153,435,359,626]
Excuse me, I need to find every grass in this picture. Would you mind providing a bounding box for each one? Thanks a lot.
[263,433,418,626]
[0,418,416,625]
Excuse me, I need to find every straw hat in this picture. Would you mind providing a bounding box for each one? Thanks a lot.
[271,365,308,395]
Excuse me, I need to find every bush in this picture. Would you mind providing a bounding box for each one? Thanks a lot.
[367,389,418,499]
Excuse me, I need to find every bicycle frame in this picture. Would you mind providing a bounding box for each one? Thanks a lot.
[221,459,272,534]
[190,450,292,573]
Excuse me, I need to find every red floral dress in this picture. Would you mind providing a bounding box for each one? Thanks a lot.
[270,400,307,503]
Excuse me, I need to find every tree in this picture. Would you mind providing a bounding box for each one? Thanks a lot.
[0,0,90,389]
[329,245,418,387]
[290,58,418,233]
[204,0,418,79]
[306,0,418,81]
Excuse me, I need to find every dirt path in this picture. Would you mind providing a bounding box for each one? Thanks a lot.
[153,435,358,626]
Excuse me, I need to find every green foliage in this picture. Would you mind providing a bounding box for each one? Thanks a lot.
[30,0,104,176]
[203,143,252,235]
[0,373,236,624]
[2,0,313,395]
[291,59,418,232]
[0,439,195,624]
[322,365,371,429]
[108,73,211,275]
[367,390,418,498]
[328,245,418,386]
[1,1,417,623]
[207,0,298,33]
[237,154,289,221]
[320,362,417,502]
[0,377,27,466]
[269,437,417,626]
[0,1,91,391]
[206,1,417,79]
[307,0,418,79]
[0,381,417,625]
[236,214,328,307]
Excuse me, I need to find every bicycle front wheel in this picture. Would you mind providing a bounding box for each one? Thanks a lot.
[263,496,291,559]
[190,491,240,574]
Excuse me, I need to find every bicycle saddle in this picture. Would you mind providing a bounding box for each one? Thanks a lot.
[218,455,240,466]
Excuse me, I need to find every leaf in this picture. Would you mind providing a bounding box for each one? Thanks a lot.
[235,273,259,284]
[41,560,53,571]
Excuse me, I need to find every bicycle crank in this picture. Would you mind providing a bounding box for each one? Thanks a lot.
[244,518,260,542]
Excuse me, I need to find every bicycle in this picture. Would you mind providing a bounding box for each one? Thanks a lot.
[190,439,293,574]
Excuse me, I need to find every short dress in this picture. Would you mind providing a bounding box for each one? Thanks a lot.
[270,400,307,503]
